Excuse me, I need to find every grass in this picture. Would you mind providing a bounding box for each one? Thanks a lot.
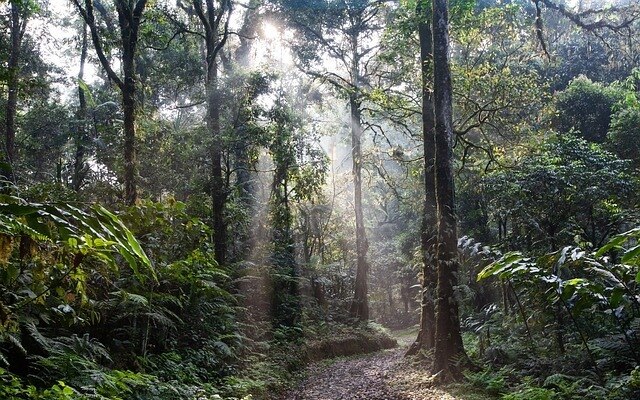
[391,325,420,347]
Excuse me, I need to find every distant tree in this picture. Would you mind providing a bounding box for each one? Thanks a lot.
[20,103,70,183]
[268,95,300,329]
[73,23,90,191]
[554,76,624,143]
[485,135,634,253]
[608,107,640,169]
[267,88,328,329]
[186,0,232,266]
[276,0,391,321]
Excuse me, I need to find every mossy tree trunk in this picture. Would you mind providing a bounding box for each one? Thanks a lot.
[408,0,438,356]
[432,0,466,379]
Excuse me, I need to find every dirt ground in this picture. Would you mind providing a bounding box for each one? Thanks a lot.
[281,329,466,400]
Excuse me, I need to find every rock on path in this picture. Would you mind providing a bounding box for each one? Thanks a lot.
[282,348,461,400]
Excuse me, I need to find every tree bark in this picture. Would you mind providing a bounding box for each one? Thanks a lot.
[117,1,143,205]
[208,61,226,266]
[432,0,466,379]
[408,0,437,356]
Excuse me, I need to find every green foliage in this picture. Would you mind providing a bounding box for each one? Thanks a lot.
[0,196,244,398]
[502,387,558,400]
[475,227,640,397]
[554,77,626,143]
[607,107,640,168]
[483,134,633,253]
[0,194,153,279]
[465,367,510,395]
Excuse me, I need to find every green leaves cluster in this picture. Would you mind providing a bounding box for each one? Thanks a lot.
[483,134,633,253]
[0,194,152,279]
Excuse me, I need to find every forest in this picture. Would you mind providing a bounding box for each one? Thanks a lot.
[1,0,640,398]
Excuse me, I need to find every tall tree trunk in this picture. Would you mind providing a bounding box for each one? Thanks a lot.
[349,27,370,321]
[73,24,89,192]
[349,93,370,321]
[192,0,231,266]
[117,1,143,206]
[122,76,138,205]
[408,1,437,356]
[121,40,138,205]
[432,0,466,379]
[207,59,227,266]
[3,1,26,183]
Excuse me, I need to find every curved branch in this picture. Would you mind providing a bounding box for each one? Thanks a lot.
[72,0,124,89]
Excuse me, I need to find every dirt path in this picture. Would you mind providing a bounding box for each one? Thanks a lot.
[282,337,462,400]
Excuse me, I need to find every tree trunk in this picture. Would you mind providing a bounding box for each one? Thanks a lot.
[408,1,437,356]
[205,36,227,267]
[191,0,230,267]
[230,30,260,262]
[73,24,89,192]
[349,93,370,321]
[74,0,147,204]
[348,26,370,321]
[3,2,25,183]
[121,49,138,205]
[116,0,146,205]
[432,0,466,379]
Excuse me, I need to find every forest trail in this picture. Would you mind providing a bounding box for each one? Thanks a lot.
[282,331,462,400]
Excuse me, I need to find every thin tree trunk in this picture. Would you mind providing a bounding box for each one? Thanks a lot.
[73,24,89,192]
[432,0,466,379]
[192,0,230,266]
[118,2,142,206]
[408,1,437,356]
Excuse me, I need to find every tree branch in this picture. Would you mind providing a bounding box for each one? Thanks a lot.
[72,0,124,89]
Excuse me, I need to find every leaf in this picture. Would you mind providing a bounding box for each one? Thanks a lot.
[596,228,640,257]
[621,245,640,264]
[609,287,625,308]
[78,78,95,107]
[0,203,39,216]
[477,252,528,281]
[94,206,153,271]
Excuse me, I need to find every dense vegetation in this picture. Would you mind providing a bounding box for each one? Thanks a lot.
[1,0,640,398]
